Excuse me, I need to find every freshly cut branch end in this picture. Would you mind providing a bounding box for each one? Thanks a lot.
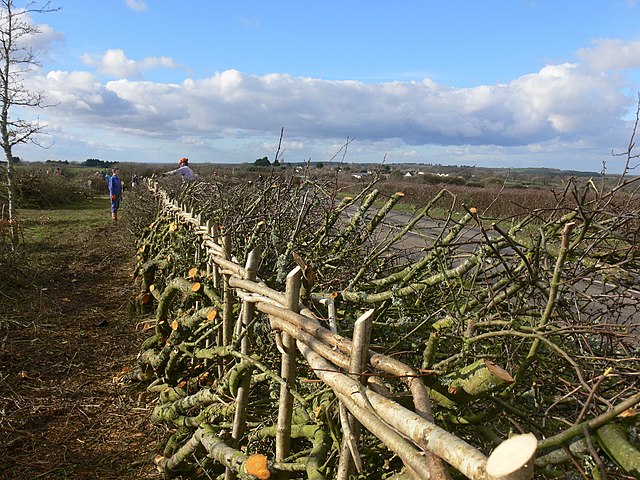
[244,453,270,479]
[486,433,537,480]
[484,359,514,384]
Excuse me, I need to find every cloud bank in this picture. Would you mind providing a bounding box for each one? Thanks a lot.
[17,30,640,170]
[577,39,640,71]
[38,57,629,151]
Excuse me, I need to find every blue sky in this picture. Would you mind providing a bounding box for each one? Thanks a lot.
[13,0,640,172]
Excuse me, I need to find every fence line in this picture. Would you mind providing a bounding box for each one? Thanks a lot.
[139,180,536,480]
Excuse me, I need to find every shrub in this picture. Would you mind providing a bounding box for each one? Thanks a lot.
[14,170,89,208]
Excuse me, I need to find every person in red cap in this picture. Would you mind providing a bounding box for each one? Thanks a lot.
[164,157,196,180]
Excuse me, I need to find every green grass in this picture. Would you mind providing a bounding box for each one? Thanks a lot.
[18,195,113,248]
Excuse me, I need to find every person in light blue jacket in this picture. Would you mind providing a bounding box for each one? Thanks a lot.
[108,167,123,221]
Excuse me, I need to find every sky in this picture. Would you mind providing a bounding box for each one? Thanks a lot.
[10,0,640,172]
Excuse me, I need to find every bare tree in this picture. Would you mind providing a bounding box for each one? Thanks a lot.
[0,0,56,247]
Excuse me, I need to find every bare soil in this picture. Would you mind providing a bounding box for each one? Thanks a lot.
[0,198,162,479]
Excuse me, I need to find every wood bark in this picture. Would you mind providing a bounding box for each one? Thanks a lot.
[337,309,373,479]
[276,266,302,479]
[297,342,489,480]
[595,423,640,477]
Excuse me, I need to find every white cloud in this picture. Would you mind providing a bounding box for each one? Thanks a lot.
[26,21,64,53]
[20,39,638,172]
[576,39,640,71]
[81,49,181,78]
[43,70,135,115]
[124,0,148,12]
[396,149,419,159]
[82,49,137,78]
[0,9,65,54]
[35,63,629,152]
[139,56,180,70]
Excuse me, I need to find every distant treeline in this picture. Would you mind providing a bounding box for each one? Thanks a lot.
[43,158,118,168]
[82,158,119,168]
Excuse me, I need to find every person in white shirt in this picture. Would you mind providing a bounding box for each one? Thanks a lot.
[165,157,196,180]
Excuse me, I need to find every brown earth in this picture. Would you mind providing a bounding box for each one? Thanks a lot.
[0,199,163,480]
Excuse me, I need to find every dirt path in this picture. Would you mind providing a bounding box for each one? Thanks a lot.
[0,198,161,479]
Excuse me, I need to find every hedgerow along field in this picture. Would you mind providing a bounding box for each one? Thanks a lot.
[1,161,640,479]
[130,164,638,479]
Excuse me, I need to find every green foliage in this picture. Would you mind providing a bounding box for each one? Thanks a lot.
[83,158,116,168]
[253,156,270,167]
[14,169,90,208]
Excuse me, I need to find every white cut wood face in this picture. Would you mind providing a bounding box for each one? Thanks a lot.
[486,433,537,477]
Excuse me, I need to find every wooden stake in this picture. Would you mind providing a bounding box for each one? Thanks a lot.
[239,248,261,355]
[219,234,235,422]
[228,247,262,479]
[222,234,233,348]
[337,309,374,479]
[275,266,302,480]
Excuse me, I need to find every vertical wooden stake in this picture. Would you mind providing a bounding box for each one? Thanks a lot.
[222,234,233,348]
[194,243,201,312]
[350,309,374,382]
[207,222,218,286]
[319,297,337,333]
[204,221,223,377]
[337,308,374,480]
[275,266,302,479]
[220,234,234,390]
[228,247,262,480]
[239,247,261,355]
